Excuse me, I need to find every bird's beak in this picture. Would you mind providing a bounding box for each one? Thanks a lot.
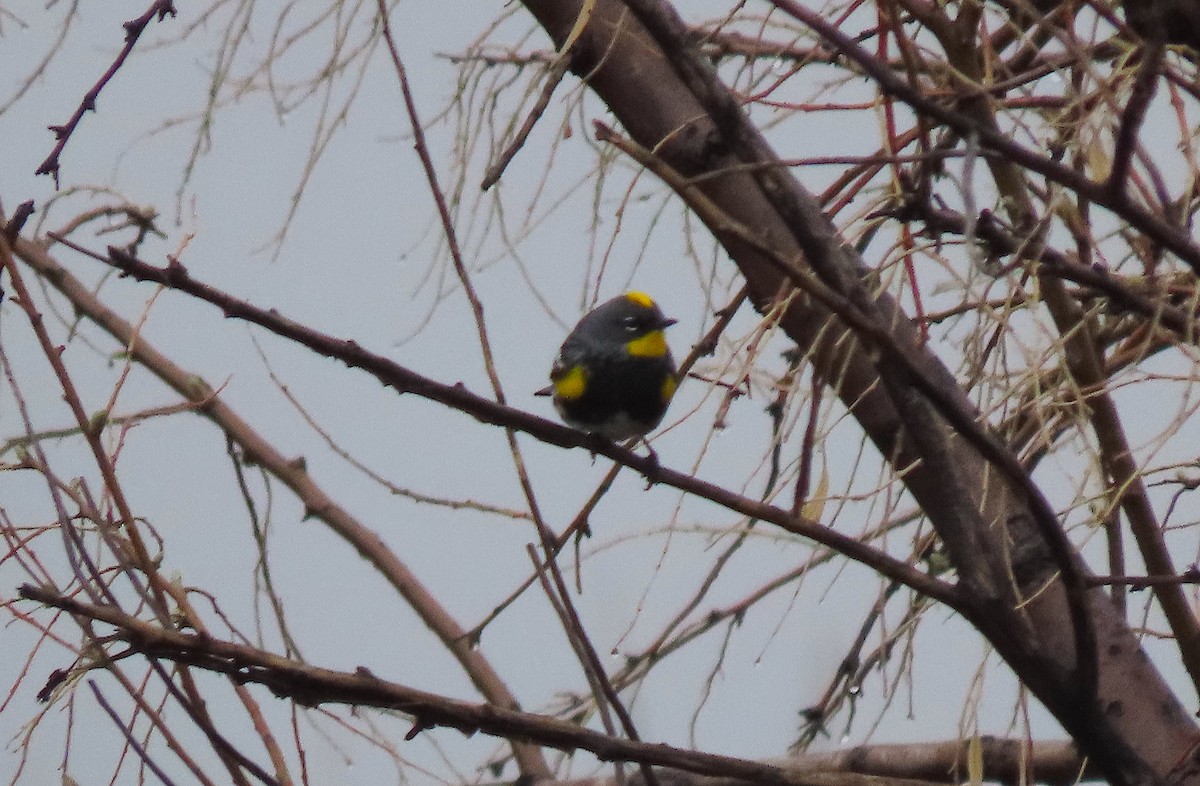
[660,317,678,329]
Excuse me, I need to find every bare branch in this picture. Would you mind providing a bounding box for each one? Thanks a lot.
[19,584,940,786]
[35,0,177,186]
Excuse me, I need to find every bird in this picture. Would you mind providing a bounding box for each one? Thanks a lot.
[537,291,679,441]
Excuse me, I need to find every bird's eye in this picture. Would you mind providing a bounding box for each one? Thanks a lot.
[622,316,640,332]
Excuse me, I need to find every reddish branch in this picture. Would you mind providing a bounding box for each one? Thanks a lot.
[909,202,1200,339]
[762,0,1200,274]
[36,0,177,186]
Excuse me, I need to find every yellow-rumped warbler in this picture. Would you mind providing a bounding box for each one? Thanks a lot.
[537,291,679,441]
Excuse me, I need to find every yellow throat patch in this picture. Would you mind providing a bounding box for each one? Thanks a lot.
[625,330,668,358]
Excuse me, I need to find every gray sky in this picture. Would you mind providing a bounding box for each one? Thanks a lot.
[2,2,1192,784]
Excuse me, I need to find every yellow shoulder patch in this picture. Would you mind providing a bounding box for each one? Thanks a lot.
[553,364,588,400]
[660,373,677,403]
[625,330,668,358]
[624,291,656,309]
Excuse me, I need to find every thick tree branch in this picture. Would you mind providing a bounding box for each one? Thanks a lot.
[544,738,1097,786]
[18,583,939,786]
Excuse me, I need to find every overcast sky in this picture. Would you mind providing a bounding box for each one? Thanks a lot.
[2,2,1192,784]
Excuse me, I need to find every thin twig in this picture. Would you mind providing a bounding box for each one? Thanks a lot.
[1107,42,1163,197]
[375,5,553,777]
[36,0,177,186]
[481,54,572,190]
[1087,571,1200,588]
[88,680,180,786]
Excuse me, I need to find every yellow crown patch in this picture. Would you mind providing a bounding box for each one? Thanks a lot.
[624,291,656,309]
